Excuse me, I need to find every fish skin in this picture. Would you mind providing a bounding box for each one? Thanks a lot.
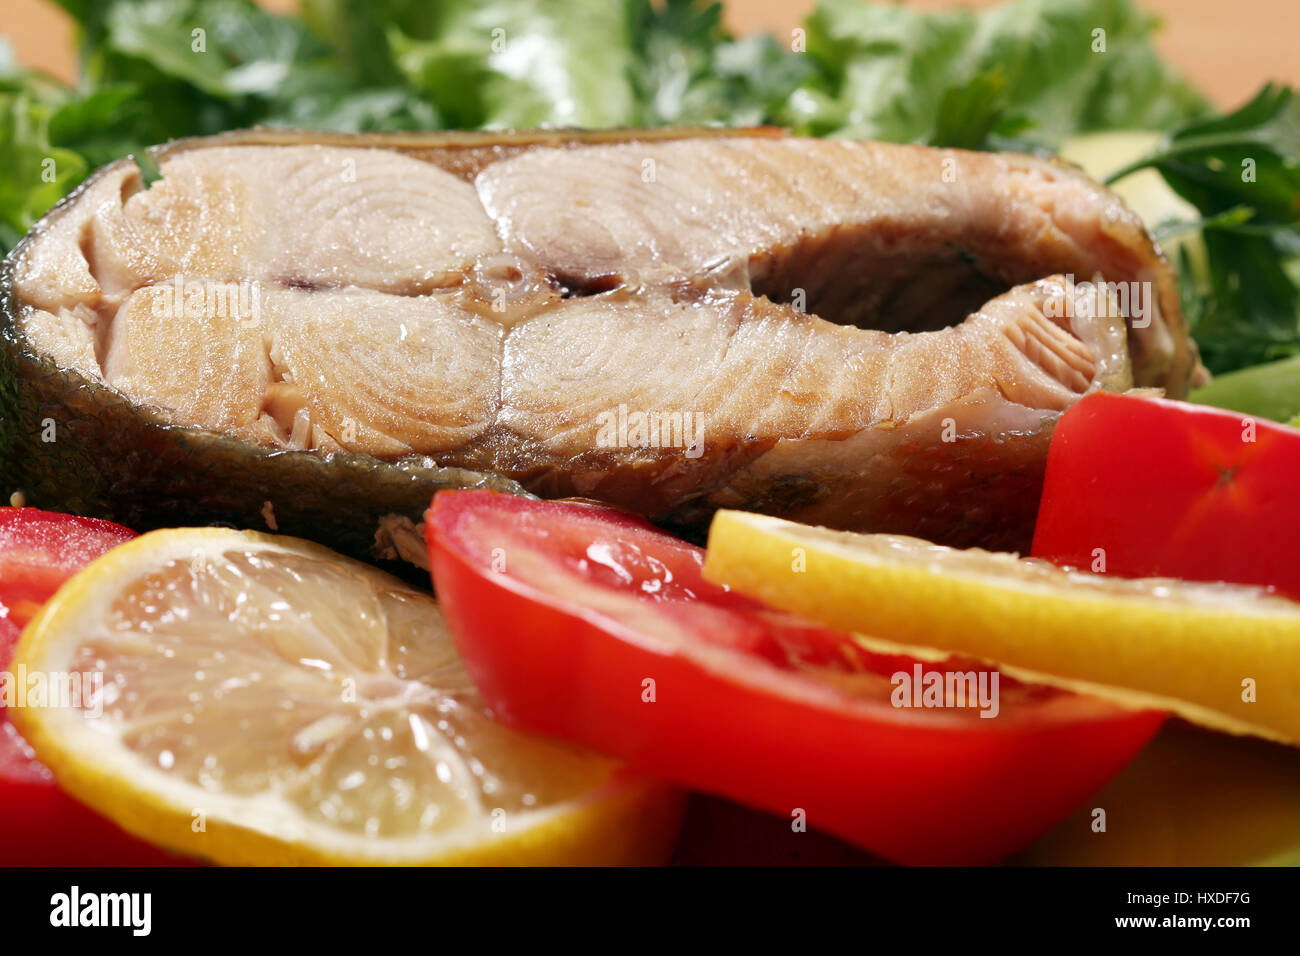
[1,128,1190,556]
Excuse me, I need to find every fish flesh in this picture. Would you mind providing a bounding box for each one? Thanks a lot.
[1,128,1200,555]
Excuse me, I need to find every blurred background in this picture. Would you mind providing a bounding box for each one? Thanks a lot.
[6,0,1298,108]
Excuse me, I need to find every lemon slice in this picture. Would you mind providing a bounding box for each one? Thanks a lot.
[9,528,682,865]
[702,510,1300,745]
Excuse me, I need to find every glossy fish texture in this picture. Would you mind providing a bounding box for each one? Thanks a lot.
[1,128,1199,555]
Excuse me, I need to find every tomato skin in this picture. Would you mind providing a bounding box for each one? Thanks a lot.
[0,508,190,866]
[429,491,1164,866]
[1032,393,1300,596]
[1,509,137,628]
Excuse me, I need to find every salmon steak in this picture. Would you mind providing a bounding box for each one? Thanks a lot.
[0,128,1201,558]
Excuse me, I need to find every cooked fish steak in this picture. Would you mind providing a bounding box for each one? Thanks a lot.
[1,129,1198,554]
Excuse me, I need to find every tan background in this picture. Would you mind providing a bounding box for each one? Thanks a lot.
[3,0,1297,109]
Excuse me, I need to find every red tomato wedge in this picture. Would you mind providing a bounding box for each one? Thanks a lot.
[427,491,1164,865]
[1,509,136,629]
[1032,392,1300,597]
[0,507,187,866]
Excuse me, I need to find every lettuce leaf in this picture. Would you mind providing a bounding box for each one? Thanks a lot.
[0,40,89,247]
[0,92,87,250]
[1110,86,1300,373]
[387,1,641,129]
[798,0,1208,146]
[626,0,812,127]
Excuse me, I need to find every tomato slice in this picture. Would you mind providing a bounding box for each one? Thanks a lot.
[427,491,1164,865]
[1032,392,1300,596]
[1,509,137,629]
[0,507,187,865]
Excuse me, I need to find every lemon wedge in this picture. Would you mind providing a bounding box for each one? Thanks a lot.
[703,510,1300,745]
[9,528,682,865]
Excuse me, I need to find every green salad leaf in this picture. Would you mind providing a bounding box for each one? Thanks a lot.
[797,0,1208,146]
[1189,353,1300,423]
[387,1,643,129]
[1110,86,1300,373]
[0,39,88,248]
[0,94,87,250]
[628,0,812,128]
